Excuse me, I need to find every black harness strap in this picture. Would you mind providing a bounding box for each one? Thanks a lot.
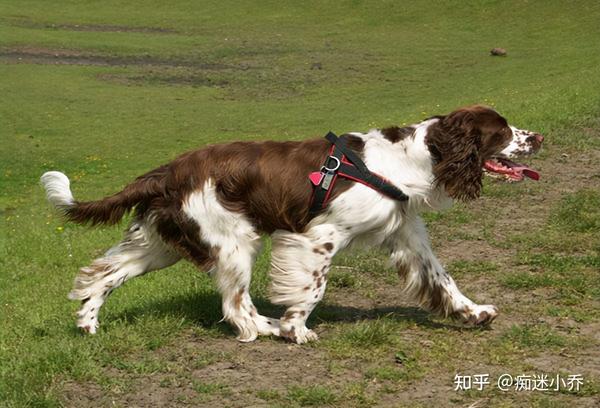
[308,132,409,216]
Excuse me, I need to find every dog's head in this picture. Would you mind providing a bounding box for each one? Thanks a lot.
[425,105,543,201]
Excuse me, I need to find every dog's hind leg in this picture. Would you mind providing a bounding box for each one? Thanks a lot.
[182,182,280,342]
[212,240,281,341]
[269,224,343,344]
[70,219,181,334]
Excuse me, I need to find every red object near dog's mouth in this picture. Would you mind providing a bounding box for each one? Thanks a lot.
[484,158,540,181]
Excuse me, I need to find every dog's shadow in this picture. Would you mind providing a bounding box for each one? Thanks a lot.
[106,291,465,337]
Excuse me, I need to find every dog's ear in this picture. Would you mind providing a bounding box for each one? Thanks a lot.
[426,109,484,201]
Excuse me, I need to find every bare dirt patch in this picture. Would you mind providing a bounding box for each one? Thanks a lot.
[97,71,230,88]
[11,19,178,34]
[61,335,359,407]
[0,47,238,70]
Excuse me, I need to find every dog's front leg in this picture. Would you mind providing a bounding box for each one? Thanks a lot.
[269,224,343,344]
[388,217,498,326]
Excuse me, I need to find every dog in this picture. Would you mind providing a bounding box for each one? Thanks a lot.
[41,105,543,343]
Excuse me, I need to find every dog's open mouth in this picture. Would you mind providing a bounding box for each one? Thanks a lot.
[484,158,540,181]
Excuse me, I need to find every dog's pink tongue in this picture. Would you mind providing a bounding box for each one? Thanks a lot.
[484,159,540,181]
[503,159,540,181]
[520,168,540,180]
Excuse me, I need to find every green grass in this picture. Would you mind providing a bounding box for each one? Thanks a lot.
[286,385,338,407]
[551,190,600,233]
[365,351,423,383]
[501,324,568,350]
[500,190,600,302]
[2,1,600,407]
[193,381,230,395]
[327,269,361,289]
[448,260,499,278]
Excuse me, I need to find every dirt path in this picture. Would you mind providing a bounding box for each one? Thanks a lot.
[0,47,235,69]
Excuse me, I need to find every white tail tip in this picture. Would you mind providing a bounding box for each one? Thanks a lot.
[41,171,75,209]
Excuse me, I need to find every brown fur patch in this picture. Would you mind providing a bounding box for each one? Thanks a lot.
[66,165,169,226]
[233,287,244,310]
[281,325,297,343]
[341,134,366,152]
[323,242,334,252]
[412,259,453,317]
[79,260,113,277]
[450,306,474,324]
[396,261,410,280]
[425,105,513,201]
[62,134,366,236]
[380,126,415,143]
[283,310,296,320]
[151,202,213,269]
[209,138,362,232]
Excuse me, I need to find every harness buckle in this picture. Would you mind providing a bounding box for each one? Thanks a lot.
[319,156,341,190]
[321,156,341,172]
[321,172,334,190]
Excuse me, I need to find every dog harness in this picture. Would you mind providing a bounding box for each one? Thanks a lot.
[308,132,409,216]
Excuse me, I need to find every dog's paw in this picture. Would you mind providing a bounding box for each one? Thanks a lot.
[76,300,101,334]
[236,332,258,343]
[280,324,319,344]
[457,304,499,327]
[77,321,99,334]
[256,316,281,337]
[76,313,99,334]
[235,321,259,343]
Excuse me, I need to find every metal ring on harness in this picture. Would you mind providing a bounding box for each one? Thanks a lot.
[322,156,341,172]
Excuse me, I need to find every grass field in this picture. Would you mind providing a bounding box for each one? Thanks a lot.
[2,1,600,407]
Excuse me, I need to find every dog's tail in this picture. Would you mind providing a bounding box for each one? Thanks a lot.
[41,167,167,226]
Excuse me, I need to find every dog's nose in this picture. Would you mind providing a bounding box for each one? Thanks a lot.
[526,134,544,145]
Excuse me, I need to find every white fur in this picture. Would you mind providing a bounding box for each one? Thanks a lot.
[70,219,180,333]
[40,171,75,210]
[183,180,279,341]
[270,225,340,305]
[270,224,342,343]
[501,126,542,158]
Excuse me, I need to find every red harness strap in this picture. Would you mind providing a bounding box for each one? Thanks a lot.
[308,132,409,216]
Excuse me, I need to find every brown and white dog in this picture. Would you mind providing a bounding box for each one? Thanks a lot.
[42,105,543,343]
